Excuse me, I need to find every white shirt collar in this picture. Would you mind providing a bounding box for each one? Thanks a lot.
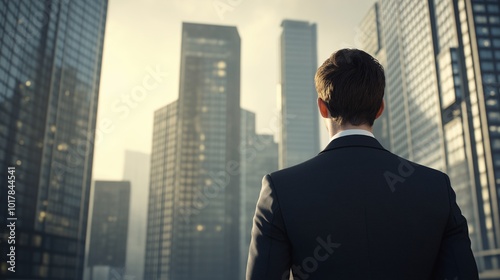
[329,129,375,143]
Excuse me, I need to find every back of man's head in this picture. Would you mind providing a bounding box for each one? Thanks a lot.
[315,48,385,126]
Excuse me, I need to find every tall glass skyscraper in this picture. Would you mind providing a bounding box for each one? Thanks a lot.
[279,20,320,169]
[144,22,241,280]
[361,1,500,277]
[0,1,107,279]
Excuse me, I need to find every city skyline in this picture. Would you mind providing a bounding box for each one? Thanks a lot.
[91,0,376,181]
[83,1,498,278]
[4,1,498,279]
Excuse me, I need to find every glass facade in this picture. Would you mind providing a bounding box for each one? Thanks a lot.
[383,0,447,169]
[145,101,177,279]
[279,20,320,169]
[362,0,500,277]
[460,0,500,273]
[239,109,278,279]
[87,181,130,278]
[0,1,107,279]
[144,22,241,280]
[359,3,391,150]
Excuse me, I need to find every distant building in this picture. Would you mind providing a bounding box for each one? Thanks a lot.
[0,1,108,279]
[279,19,320,169]
[358,3,390,150]
[87,181,131,280]
[144,22,241,280]
[239,109,278,279]
[122,150,150,280]
[360,1,500,277]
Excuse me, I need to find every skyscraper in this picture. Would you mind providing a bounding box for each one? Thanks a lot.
[0,1,107,279]
[122,150,150,280]
[360,1,500,277]
[279,20,320,169]
[87,181,130,280]
[144,22,241,280]
[239,109,278,279]
[144,101,177,280]
[358,3,391,149]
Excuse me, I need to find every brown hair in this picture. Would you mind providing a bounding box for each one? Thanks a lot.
[315,48,385,126]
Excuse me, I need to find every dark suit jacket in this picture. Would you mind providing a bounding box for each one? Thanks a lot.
[246,135,478,280]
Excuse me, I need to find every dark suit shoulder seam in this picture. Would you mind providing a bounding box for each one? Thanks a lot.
[443,174,454,224]
[442,173,465,275]
[262,174,287,278]
[266,174,291,239]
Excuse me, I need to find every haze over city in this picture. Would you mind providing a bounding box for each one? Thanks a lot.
[92,0,375,180]
[2,0,500,279]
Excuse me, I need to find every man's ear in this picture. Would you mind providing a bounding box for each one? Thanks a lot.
[375,99,385,119]
[317,98,330,118]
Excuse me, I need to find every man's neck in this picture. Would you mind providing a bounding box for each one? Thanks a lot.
[327,121,372,138]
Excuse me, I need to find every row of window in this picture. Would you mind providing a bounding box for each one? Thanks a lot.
[473,3,500,14]
[476,15,500,25]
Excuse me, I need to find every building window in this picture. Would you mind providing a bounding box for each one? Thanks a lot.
[477,27,489,35]
[488,5,499,13]
[479,38,491,47]
[480,50,493,59]
[489,16,500,24]
[474,4,486,12]
[476,15,488,24]
[487,99,498,107]
[482,62,494,71]
[489,112,500,122]
[483,74,496,84]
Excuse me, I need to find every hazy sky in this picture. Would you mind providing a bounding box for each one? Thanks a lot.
[92,0,376,180]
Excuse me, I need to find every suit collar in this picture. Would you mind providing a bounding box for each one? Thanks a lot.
[319,135,387,154]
